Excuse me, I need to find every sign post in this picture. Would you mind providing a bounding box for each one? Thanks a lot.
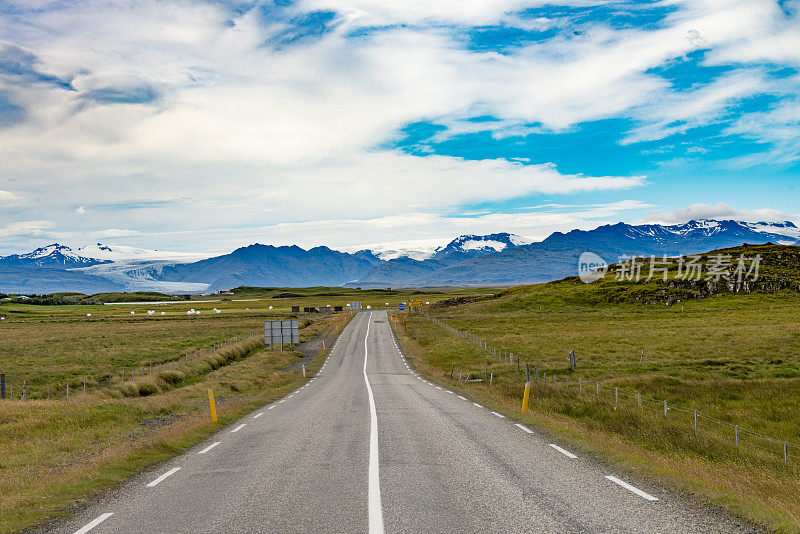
[207,389,218,422]
[264,320,300,350]
[521,381,531,413]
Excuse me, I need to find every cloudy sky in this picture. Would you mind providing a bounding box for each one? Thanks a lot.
[0,0,798,255]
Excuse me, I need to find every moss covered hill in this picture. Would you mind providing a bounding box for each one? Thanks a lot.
[434,244,800,309]
[584,243,800,305]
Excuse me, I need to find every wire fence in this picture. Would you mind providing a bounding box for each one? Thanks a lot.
[421,311,799,467]
[0,330,263,401]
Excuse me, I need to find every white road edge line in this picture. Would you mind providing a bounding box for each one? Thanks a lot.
[548,443,577,458]
[198,441,221,454]
[73,513,113,534]
[472,402,483,408]
[457,395,466,400]
[490,411,505,418]
[253,412,264,419]
[268,405,275,410]
[231,424,246,433]
[515,423,534,434]
[363,311,385,534]
[605,475,659,501]
[146,467,181,487]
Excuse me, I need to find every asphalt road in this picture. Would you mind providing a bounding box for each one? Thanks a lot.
[56,311,755,533]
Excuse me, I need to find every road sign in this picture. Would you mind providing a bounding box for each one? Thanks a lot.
[264,320,299,346]
[348,301,362,311]
[399,302,405,311]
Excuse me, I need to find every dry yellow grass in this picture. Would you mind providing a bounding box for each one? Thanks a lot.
[0,312,353,533]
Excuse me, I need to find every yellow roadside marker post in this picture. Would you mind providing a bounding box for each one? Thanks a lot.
[521,381,531,414]
[323,340,326,350]
[207,389,218,423]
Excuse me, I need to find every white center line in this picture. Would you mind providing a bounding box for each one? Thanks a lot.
[198,441,221,454]
[605,476,659,501]
[490,411,505,418]
[472,402,483,408]
[146,467,181,487]
[231,424,246,433]
[515,423,534,434]
[549,443,578,458]
[73,513,113,534]
[363,312,385,533]
[253,412,264,419]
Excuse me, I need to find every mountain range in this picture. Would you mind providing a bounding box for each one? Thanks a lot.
[0,220,797,294]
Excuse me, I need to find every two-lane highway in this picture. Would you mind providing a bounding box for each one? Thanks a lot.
[59,311,754,533]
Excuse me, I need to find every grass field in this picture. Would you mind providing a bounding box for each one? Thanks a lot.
[392,263,800,532]
[0,286,491,399]
[0,307,352,533]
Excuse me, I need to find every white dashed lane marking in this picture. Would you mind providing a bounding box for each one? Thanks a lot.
[146,467,181,487]
[198,442,221,454]
[605,476,659,501]
[549,444,578,459]
[73,513,113,534]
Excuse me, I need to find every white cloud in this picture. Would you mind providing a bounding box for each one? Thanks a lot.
[0,0,797,252]
[296,0,605,27]
[0,190,21,207]
[0,220,56,238]
[642,202,799,225]
[722,96,800,165]
[75,206,86,214]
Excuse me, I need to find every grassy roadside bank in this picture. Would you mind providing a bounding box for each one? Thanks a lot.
[1,312,353,534]
[390,311,800,533]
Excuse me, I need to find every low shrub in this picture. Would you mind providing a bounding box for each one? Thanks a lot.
[159,370,184,387]
[120,383,139,398]
[137,381,159,396]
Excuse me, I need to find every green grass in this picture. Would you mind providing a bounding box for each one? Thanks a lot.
[423,290,800,443]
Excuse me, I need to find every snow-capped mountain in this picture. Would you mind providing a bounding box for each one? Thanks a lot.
[352,220,800,287]
[738,221,800,242]
[344,233,534,261]
[0,243,111,269]
[623,219,800,244]
[1,220,798,293]
[432,233,532,260]
[343,239,444,261]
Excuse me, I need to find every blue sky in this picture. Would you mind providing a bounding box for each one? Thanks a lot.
[0,0,798,254]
